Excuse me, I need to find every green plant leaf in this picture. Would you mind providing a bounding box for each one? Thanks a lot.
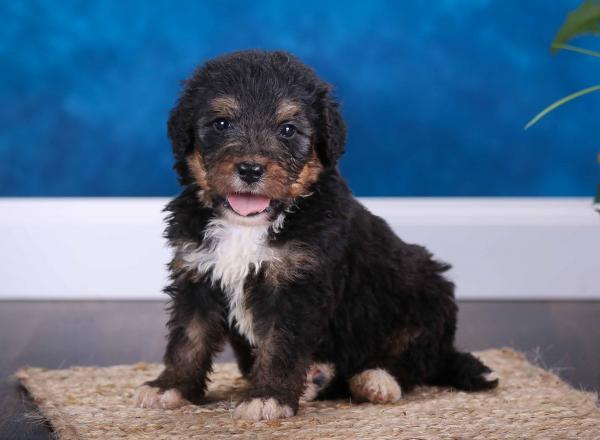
[524,84,600,129]
[552,0,600,52]
[552,43,600,58]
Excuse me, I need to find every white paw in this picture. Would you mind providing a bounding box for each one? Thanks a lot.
[134,385,187,409]
[300,362,336,402]
[483,370,500,382]
[349,369,402,404]
[234,398,294,421]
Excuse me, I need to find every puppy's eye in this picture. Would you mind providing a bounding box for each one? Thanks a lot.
[213,118,232,132]
[279,124,296,138]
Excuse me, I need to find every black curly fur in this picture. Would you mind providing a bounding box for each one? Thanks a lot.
[146,50,497,414]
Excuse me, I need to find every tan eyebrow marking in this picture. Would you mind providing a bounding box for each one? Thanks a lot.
[209,96,239,117]
[276,99,301,123]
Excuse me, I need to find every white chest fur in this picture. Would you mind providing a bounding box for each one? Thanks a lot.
[179,218,275,346]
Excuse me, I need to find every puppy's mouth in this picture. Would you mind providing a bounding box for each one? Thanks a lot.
[225,193,271,217]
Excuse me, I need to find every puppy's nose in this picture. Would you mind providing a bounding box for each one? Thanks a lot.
[237,162,264,184]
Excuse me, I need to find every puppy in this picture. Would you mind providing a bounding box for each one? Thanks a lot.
[135,50,497,420]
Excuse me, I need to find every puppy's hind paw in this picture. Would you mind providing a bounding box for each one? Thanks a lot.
[483,370,500,383]
[134,385,187,409]
[234,398,294,421]
[349,369,402,404]
[301,362,336,402]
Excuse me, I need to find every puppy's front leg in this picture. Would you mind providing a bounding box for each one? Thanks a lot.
[234,283,324,421]
[233,329,310,420]
[135,281,226,409]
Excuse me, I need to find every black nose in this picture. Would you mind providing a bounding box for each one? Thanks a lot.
[237,162,264,184]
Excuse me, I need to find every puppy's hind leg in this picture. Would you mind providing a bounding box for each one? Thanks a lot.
[430,350,499,391]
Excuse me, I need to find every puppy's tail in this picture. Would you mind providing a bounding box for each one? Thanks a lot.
[432,350,499,391]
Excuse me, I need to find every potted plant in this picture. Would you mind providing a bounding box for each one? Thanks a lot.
[525,0,600,211]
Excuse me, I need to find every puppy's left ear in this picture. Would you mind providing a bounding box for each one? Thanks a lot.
[314,86,346,167]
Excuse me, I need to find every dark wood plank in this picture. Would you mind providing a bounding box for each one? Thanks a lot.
[0,300,598,439]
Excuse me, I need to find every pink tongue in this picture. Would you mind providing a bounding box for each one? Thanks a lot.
[227,193,271,216]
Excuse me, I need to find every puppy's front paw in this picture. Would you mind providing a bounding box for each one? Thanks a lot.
[134,385,187,409]
[349,369,402,404]
[234,398,294,421]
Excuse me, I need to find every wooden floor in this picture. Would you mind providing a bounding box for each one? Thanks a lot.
[0,301,599,439]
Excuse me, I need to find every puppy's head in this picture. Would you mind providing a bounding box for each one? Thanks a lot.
[168,50,346,224]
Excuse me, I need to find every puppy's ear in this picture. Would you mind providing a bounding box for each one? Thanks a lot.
[167,94,196,185]
[314,86,346,167]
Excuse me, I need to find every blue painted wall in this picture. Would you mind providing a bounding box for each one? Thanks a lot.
[1,0,599,196]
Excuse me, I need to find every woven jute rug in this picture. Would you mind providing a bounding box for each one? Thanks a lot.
[16,348,600,439]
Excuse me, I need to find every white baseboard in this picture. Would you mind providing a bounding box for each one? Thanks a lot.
[0,197,598,300]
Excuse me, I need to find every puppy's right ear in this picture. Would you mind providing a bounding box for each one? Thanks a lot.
[167,94,196,185]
